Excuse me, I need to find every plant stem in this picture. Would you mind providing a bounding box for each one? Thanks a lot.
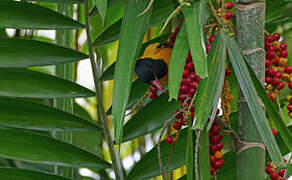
[83,1,124,179]
[54,4,74,178]
[236,1,266,180]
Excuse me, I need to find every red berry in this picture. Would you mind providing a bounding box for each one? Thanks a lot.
[289,81,292,90]
[217,134,223,141]
[206,44,211,53]
[183,69,189,78]
[180,85,190,94]
[211,125,221,135]
[210,167,215,175]
[271,128,278,136]
[226,11,233,19]
[271,58,279,65]
[272,33,280,41]
[189,88,196,96]
[210,155,216,164]
[277,82,285,90]
[150,93,158,99]
[269,45,277,52]
[186,62,194,72]
[214,160,224,169]
[268,92,275,101]
[190,72,197,80]
[280,50,288,58]
[209,145,217,154]
[265,59,271,67]
[270,171,278,180]
[174,110,183,119]
[272,77,281,86]
[265,77,272,84]
[280,43,287,50]
[287,104,292,111]
[266,68,275,77]
[278,169,286,177]
[216,142,224,150]
[265,36,274,43]
[225,1,233,9]
[290,98,292,104]
[208,35,215,43]
[275,71,283,78]
[149,85,158,93]
[189,81,198,89]
[195,75,201,83]
[267,50,276,59]
[211,135,219,144]
[265,166,273,174]
[178,94,186,101]
[284,66,292,74]
[173,121,182,130]
[180,118,187,125]
[225,69,232,76]
[165,136,173,144]
[185,78,192,85]
[265,42,271,50]
[181,78,187,84]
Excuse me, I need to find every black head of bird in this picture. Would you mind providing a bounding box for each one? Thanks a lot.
[134,43,172,94]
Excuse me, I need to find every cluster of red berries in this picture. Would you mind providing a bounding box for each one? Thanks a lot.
[165,50,199,144]
[265,161,287,180]
[264,33,292,118]
[209,111,224,177]
[224,1,233,20]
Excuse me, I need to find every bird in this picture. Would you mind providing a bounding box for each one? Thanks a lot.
[134,43,172,94]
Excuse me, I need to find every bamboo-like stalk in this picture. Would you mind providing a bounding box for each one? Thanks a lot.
[84,1,125,179]
[236,1,266,180]
[54,4,74,178]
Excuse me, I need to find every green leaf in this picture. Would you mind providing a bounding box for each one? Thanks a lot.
[0,38,88,68]
[31,0,83,3]
[285,163,292,178]
[198,127,210,180]
[123,94,179,142]
[168,24,189,100]
[193,31,226,129]
[127,129,189,180]
[266,0,290,23]
[0,68,95,98]
[0,129,111,168]
[0,0,83,29]
[112,0,153,144]
[184,1,207,78]
[246,57,292,152]
[92,0,174,47]
[0,97,101,132]
[100,33,170,81]
[93,0,107,23]
[186,127,194,180]
[0,168,72,180]
[90,0,120,17]
[92,19,122,46]
[224,33,285,167]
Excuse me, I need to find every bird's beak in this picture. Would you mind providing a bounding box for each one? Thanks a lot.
[151,78,168,94]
